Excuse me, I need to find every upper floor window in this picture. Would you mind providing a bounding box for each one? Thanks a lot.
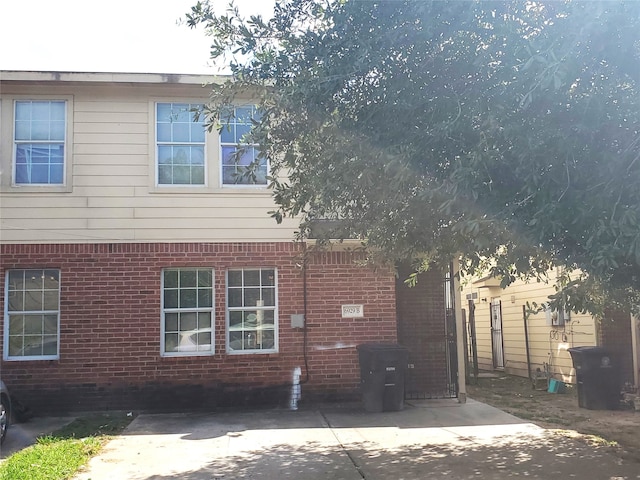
[4,269,60,360]
[220,106,267,186]
[14,100,66,185]
[156,103,206,186]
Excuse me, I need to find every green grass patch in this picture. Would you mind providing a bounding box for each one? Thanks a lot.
[0,412,135,480]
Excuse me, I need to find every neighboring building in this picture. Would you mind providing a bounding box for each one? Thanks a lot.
[462,271,639,389]
[0,71,459,413]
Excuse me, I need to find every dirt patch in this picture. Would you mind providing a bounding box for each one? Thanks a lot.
[466,374,640,462]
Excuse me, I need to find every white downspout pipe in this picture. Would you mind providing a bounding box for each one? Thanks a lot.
[453,257,467,403]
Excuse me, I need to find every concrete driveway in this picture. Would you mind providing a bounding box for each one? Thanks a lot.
[72,399,640,480]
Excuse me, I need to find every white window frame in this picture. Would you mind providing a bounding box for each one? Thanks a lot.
[155,102,207,187]
[226,268,278,354]
[220,106,268,187]
[161,268,215,357]
[3,269,61,361]
[1,96,73,192]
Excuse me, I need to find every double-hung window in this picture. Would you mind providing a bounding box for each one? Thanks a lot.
[4,269,60,360]
[162,268,214,356]
[220,106,267,186]
[156,103,206,186]
[14,100,66,185]
[227,268,277,353]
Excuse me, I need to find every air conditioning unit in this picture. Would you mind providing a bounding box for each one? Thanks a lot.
[545,306,569,326]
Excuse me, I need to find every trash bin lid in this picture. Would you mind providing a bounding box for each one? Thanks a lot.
[567,346,609,356]
[357,343,408,352]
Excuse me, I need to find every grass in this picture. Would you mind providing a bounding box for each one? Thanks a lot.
[0,412,135,480]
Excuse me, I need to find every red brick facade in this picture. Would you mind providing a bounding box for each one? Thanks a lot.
[0,242,399,413]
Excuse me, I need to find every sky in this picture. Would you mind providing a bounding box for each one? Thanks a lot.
[0,0,274,75]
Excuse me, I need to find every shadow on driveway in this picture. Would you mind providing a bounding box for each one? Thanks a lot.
[73,399,640,480]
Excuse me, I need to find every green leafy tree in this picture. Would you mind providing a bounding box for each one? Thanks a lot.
[187,0,640,317]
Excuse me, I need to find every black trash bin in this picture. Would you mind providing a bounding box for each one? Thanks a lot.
[357,343,409,413]
[568,346,620,410]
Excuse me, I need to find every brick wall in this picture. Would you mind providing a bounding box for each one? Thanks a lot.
[0,243,397,413]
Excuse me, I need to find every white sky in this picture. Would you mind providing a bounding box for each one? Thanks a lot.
[0,0,274,74]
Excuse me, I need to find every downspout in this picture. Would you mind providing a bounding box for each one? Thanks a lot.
[452,257,467,403]
[523,305,532,382]
[631,313,639,390]
[301,243,310,384]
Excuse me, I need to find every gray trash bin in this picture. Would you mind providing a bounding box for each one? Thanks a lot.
[568,346,620,410]
[357,343,409,413]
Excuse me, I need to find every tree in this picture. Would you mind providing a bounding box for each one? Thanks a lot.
[187,0,640,316]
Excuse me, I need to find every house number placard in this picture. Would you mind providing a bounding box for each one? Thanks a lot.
[341,304,364,318]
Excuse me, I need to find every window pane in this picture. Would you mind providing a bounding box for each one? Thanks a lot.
[43,290,59,310]
[198,289,212,308]
[50,164,64,184]
[15,101,30,120]
[9,337,24,356]
[157,123,171,142]
[23,291,44,311]
[180,270,197,287]
[24,315,43,335]
[8,270,24,289]
[43,315,58,334]
[50,101,65,121]
[165,312,179,331]
[179,289,197,308]
[15,120,30,140]
[158,165,172,184]
[228,270,242,287]
[198,312,211,329]
[198,270,212,287]
[228,288,242,308]
[8,291,23,311]
[244,288,261,307]
[172,166,191,184]
[24,270,43,289]
[180,312,197,331]
[172,122,190,142]
[191,123,205,142]
[42,336,58,355]
[164,270,178,288]
[8,315,25,335]
[261,269,275,286]
[244,270,260,286]
[261,288,275,307]
[220,125,235,144]
[164,289,178,309]
[50,120,65,140]
[229,311,243,329]
[165,333,179,352]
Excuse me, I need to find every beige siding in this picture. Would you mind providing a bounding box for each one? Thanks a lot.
[462,272,598,383]
[0,77,299,244]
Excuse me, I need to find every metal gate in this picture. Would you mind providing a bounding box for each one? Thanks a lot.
[491,300,505,369]
[396,263,458,399]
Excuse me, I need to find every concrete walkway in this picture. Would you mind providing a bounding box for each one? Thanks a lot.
[72,399,639,479]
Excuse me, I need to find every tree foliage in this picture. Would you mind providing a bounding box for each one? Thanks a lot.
[187,0,640,316]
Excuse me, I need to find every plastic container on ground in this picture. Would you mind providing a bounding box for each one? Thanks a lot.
[568,346,620,410]
[357,343,409,413]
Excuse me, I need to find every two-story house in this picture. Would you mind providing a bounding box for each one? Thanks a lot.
[0,71,460,413]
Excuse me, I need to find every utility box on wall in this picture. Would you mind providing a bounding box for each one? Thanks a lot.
[545,307,569,326]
